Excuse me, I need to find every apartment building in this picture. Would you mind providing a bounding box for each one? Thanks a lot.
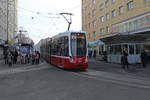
[0,0,18,58]
[82,0,150,63]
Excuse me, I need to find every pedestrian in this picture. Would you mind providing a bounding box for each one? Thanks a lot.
[15,51,18,64]
[17,52,21,64]
[32,53,35,65]
[25,54,28,64]
[4,50,8,64]
[93,49,96,58]
[141,50,148,68]
[35,51,40,64]
[121,50,129,69]
[37,51,40,64]
[89,50,92,58]
[7,51,13,67]
[103,51,107,62]
[27,53,30,63]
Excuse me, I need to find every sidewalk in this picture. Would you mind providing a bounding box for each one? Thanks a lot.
[88,57,150,78]
[0,59,41,71]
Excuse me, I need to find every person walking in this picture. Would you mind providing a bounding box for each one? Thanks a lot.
[15,51,18,64]
[7,51,13,67]
[4,50,8,64]
[27,53,30,63]
[32,53,35,65]
[93,49,96,59]
[17,52,22,64]
[35,52,39,64]
[121,50,129,69]
[141,50,148,68]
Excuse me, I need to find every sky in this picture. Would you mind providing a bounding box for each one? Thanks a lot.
[18,0,81,44]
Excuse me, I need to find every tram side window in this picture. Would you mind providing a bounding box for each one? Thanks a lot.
[57,37,64,56]
[64,36,69,56]
[60,37,65,56]
[52,40,57,55]
[57,39,61,56]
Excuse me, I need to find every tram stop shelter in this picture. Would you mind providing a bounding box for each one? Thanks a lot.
[100,29,150,64]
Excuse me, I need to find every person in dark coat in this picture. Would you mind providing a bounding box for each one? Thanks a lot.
[32,53,35,65]
[121,50,129,69]
[4,50,8,64]
[93,49,96,58]
[141,50,148,68]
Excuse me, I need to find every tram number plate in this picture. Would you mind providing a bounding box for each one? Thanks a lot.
[77,64,83,67]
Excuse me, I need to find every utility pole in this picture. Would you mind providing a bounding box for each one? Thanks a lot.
[60,13,73,31]
[6,0,9,44]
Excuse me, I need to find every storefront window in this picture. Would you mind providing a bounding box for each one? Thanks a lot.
[129,22,132,31]
[108,45,113,54]
[114,45,121,54]
[122,44,128,54]
[129,45,134,55]
[136,44,141,54]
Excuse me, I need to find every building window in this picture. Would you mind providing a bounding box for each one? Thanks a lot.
[100,16,104,22]
[93,31,96,40]
[112,0,116,3]
[100,28,104,35]
[86,25,88,30]
[106,26,110,33]
[93,31,96,36]
[127,1,133,11]
[92,9,96,16]
[119,6,123,15]
[99,3,104,11]
[105,0,109,8]
[88,34,90,39]
[88,23,91,28]
[88,13,91,18]
[93,20,96,26]
[144,0,150,2]
[92,0,96,4]
[88,3,91,9]
[112,9,116,18]
[106,13,110,20]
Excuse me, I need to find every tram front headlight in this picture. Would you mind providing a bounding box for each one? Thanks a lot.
[70,56,75,63]
[85,57,88,63]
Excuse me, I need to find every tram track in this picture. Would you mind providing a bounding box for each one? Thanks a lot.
[72,69,150,90]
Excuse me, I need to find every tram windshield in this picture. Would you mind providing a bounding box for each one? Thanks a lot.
[71,32,87,57]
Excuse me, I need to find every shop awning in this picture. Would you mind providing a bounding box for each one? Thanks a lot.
[100,30,150,45]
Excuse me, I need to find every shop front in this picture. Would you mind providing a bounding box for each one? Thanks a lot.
[101,31,150,64]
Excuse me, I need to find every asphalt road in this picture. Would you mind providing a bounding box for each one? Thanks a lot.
[0,62,150,100]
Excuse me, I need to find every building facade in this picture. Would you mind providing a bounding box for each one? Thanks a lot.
[0,0,18,58]
[82,0,150,63]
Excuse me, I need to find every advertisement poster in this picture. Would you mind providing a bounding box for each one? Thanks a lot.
[21,46,30,56]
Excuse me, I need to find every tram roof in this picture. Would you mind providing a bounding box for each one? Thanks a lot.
[52,31,86,40]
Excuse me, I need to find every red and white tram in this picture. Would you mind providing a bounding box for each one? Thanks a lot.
[41,31,88,70]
